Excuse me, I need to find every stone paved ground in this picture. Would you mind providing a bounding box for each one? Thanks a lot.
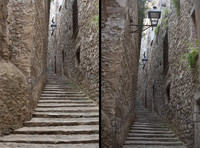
[123,105,186,148]
[0,75,99,148]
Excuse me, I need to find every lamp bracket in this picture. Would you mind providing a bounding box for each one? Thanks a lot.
[130,24,156,33]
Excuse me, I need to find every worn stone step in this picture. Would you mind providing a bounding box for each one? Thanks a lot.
[24,118,99,126]
[40,97,89,100]
[14,125,99,135]
[0,143,99,148]
[42,91,83,94]
[127,137,179,142]
[132,125,167,128]
[35,107,98,112]
[38,100,93,103]
[44,86,74,89]
[43,88,77,91]
[0,134,99,144]
[131,127,169,131]
[129,130,172,134]
[37,103,96,107]
[41,94,86,97]
[123,145,186,148]
[124,141,183,146]
[128,133,175,138]
[33,112,99,118]
[133,122,164,126]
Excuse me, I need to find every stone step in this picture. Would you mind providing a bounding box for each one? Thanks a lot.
[24,118,99,126]
[0,134,99,144]
[124,141,183,146]
[35,107,99,112]
[37,103,96,107]
[130,127,169,131]
[129,130,172,134]
[128,133,176,138]
[40,97,89,100]
[43,88,77,90]
[33,112,99,118]
[14,125,99,135]
[133,122,164,126]
[42,91,83,94]
[127,137,179,142]
[123,145,186,148]
[41,94,86,97]
[0,143,99,148]
[38,100,93,103]
[44,86,74,89]
[132,125,167,128]
[45,84,73,86]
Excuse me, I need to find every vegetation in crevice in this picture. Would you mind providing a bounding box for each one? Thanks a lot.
[161,9,169,30]
[90,2,99,31]
[154,24,160,35]
[180,40,198,71]
[172,0,180,15]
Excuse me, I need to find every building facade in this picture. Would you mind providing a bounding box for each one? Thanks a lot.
[0,0,50,135]
[137,0,200,147]
[102,0,140,147]
[48,0,99,103]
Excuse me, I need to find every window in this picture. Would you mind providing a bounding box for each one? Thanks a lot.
[163,32,168,71]
[190,6,197,40]
[72,0,78,34]
[76,48,80,65]
[166,83,171,102]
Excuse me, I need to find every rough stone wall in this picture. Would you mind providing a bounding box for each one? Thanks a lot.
[0,0,49,135]
[138,0,198,147]
[31,0,50,112]
[102,0,139,147]
[48,0,99,103]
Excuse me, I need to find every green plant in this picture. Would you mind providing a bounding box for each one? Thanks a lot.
[155,24,160,35]
[89,2,99,31]
[180,40,199,71]
[172,0,180,15]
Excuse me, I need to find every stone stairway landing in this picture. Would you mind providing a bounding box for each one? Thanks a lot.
[123,106,186,148]
[0,76,99,148]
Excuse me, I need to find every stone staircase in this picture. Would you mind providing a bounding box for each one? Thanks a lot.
[0,76,99,148]
[123,106,186,148]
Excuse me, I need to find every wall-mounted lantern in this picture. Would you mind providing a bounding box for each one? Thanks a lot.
[51,21,57,31]
[131,6,161,33]
[140,52,148,68]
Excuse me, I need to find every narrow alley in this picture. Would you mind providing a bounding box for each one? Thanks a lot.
[0,0,99,147]
[102,0,200,148]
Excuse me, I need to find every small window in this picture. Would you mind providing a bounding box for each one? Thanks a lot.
[59,5,62,11]
[163,31,168,71]
[190,6,197,40]
[72,0,78,34]
[76,48,80,65]
[166,84,170,102]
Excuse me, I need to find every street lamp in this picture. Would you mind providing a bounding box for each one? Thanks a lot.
[131,6,161,33]
[51,21,57,32]
[140,52,148,68]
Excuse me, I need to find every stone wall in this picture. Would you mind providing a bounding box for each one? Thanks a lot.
[48,0,99,103]
[101,0,139,147]
[137,0,198,147]
[0,0,49,135]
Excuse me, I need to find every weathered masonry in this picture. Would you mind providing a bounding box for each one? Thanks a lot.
[137,0,200,147]
[0,0,50,135]
[48,0,99,103]
[101,0,140,147]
